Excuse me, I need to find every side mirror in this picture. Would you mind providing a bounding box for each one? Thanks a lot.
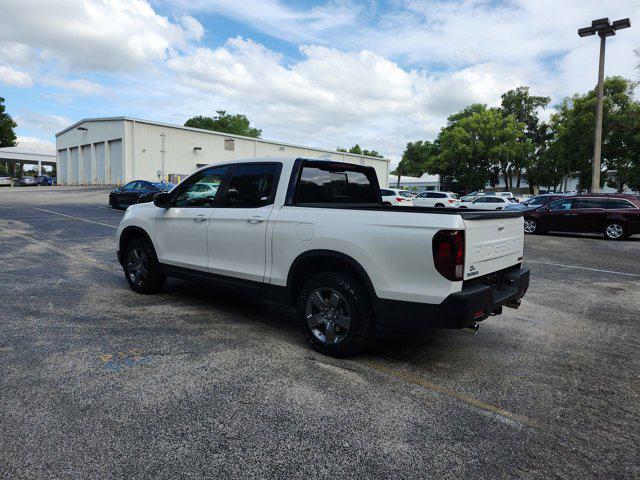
[154,192,172,208]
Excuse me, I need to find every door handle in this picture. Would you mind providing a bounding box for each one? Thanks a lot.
[193,214,208,222]
[247,216,265,223]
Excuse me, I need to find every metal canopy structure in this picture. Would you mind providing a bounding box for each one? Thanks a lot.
[0,146,56,175]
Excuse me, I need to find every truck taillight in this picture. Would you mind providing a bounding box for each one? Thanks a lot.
[432,230,464,281]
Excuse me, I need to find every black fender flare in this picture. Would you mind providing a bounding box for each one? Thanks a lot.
[285,249,377,304]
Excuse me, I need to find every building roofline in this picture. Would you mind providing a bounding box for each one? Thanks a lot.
[56,116,390,163]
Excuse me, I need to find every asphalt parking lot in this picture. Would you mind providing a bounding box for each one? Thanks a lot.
[1,186,639,479]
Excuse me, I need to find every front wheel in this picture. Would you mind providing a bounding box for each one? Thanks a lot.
[123,237,166,294]
[298,271,374,357]
[604,222,627,240]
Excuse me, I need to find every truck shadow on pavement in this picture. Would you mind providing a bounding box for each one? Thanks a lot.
[161,278,446,359]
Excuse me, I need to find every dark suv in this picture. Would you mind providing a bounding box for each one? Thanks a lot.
[523,194,640,240]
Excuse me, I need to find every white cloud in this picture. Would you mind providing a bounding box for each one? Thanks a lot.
[0,0,203,71]
[14,112,71,135]
[16,136,55,150]
[163,37,527,159]
[41,77,105,95]
[166,0,359,43]
[0,64,33,87]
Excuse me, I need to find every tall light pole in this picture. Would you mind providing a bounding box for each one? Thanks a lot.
[578,17,630,193]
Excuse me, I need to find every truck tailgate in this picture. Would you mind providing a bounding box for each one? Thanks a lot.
[463,216,524,280]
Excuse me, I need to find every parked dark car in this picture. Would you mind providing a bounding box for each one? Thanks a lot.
[18,176,38,186]
[505,193,567,212]
[36,175,56,186]
[523,194,640,240]
[109,181,175,209]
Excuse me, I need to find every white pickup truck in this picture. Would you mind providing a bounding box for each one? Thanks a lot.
[116,158,529,356]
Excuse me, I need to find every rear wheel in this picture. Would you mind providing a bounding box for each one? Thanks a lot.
[604,222,627,240]
[382,201,391,206]
[523,217,538,234]
[123,237,165,293]
[298,271,374,357]
[434,203,444,208]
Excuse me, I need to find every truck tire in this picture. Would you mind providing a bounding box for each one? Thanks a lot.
[123,237,166,294]
[298,271,374,357]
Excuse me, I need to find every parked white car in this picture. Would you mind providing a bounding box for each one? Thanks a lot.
[0,176,12,187]
[116,157,529,356]
[413,191,460,208]
[380,188,414,206]
[458,196,517,210]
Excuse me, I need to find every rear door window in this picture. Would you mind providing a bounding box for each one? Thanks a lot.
[223,163,279,207]
[297,165,378,204]
[574,198,607,209]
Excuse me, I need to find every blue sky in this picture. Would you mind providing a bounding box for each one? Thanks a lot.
[0,0,637,166]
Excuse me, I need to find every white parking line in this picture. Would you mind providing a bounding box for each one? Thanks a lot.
[33,207,118,229]
[526,259,640,277]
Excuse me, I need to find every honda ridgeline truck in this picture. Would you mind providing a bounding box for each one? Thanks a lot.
[116,158,529,356]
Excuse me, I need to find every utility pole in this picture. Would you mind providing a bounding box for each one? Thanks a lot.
[578,17,630,193]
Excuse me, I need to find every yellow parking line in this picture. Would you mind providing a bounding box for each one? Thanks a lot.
[33,207,118,229]
[360,360,540,429]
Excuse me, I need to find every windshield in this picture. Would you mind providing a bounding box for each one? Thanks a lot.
[524,196,546,206]
[153,182,175,191]
[398,191,413,198]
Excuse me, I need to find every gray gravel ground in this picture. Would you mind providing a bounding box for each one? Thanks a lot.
[1,186,639,479]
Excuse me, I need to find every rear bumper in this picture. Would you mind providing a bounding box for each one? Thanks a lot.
[374,266,530,331]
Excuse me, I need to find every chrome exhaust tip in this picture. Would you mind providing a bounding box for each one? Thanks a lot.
[460,323,479,335]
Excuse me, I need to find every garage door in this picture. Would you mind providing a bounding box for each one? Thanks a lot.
[57,149,67,185]
[109,139,123,185]
[95,142,105,184]
[70,147,80,185]
[81,145,92,184]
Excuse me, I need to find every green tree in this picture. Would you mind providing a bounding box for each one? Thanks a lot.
[393,140,438,177]
[0,97,17,148]
[428,105,530,192]
[547,76,639,191]
[500,86,550,190]
[337,144,383,157]
[185,111,262,138]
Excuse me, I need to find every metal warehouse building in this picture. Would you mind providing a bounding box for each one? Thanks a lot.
[55,117,390,187]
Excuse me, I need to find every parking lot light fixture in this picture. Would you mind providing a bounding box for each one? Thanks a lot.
[578,17,631,193]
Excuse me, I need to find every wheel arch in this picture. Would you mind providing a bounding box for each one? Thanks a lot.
[118,226,155,265]
[286,250,376,305]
